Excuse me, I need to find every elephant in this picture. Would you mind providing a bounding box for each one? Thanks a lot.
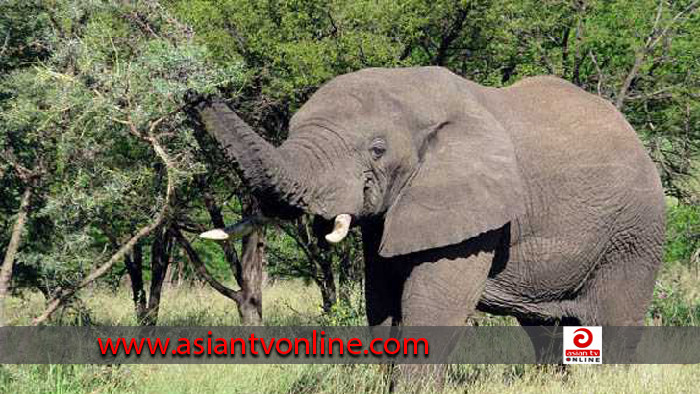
[192,66,665,358]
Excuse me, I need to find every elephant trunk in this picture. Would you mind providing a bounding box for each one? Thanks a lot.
[197,101,308,212]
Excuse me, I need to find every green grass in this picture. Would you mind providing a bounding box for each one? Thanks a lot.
[3,354,700,393]
[3,266,700,393]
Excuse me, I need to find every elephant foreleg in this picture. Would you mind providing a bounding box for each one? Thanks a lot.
[399,241,496,327]
[365,257,403,326]
[391,231,499,390]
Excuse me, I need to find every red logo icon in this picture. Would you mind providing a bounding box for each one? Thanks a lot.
[573,328,593,348]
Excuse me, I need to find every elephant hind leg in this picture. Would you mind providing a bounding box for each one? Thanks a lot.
[579,198,664,327]
[568,236,661,362]
[577,240,661,327]
[518,316,580,363]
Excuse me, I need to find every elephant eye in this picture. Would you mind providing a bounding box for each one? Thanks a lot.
[369,139,386,160]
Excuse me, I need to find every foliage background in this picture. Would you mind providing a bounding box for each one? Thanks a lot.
[1,0,699,392]
[1,0,698,322]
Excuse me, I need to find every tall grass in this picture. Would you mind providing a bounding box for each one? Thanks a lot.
[4,273,700,393]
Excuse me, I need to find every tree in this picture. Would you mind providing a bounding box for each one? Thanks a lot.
[0,0,241,325]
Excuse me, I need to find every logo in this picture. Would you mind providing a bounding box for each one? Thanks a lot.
[563,326,602,364]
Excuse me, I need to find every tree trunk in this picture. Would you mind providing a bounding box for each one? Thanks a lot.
[201,187,242,284]
[205,188,263,324]
[164,256,174,289]
[143,226,172,326]
[124,242,148,324]
[0,187,32,326]
[174,223,264,325]
[176,258,184,287]
[296,216,338,313]
[317,256,337,313]
[237,226,264,325]
[338,253,352,305]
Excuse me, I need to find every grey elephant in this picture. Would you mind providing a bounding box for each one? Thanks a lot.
[194,67,664,351]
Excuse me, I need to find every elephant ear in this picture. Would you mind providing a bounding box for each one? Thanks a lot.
[378,113,525,258]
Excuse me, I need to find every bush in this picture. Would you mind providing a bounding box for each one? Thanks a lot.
[320,283,366,326]
[665,201,700,265]
[647,278,700,326]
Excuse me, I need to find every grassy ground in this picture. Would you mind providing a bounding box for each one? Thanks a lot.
[2,262,700,393]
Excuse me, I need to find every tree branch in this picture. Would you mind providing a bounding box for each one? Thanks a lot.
[616,0,699,109]
[171,227,242,303]
[1,148,35,182]
[0,30,9,58]
[572,0,587,85]
[648,0,700,50]
[0,187,32,326]
[32,201,169,325]
[433,5,469,66]
[588,51,604,96]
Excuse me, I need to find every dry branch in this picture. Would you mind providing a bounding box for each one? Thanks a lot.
[0,146,43,326]
[588,51,604,96]
[616,0,700,109]
[0,188,32,326]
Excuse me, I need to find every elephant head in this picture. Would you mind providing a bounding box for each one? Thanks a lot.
[197,67,525,257]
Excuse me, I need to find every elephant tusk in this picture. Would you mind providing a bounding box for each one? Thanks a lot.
[325,214,352,244]
[199,214,269,241]
[199,228,231,240]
